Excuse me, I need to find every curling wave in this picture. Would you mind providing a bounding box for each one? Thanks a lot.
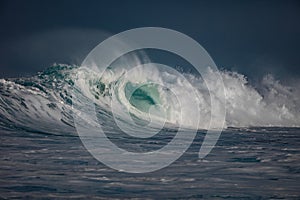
[0,64,299,134]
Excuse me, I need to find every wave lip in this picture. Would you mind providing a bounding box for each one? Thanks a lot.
[71,27,299,173]
[0,64,299,134]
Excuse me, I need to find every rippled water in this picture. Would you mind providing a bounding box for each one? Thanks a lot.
[1,127,299,199]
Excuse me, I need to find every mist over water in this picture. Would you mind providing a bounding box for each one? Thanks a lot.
[0,62,299,133]
[1,63,300,198]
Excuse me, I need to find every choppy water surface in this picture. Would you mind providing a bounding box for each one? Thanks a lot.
[0,127,299,199]
[0,65,300,199]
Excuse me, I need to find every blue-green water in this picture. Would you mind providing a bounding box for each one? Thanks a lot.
[0,65,300,199]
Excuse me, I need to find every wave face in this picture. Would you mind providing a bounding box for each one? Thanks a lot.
[0,64,299,134]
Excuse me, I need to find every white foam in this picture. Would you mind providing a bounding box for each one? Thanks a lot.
[1,63,299,132]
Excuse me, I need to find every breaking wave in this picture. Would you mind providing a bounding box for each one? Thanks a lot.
[0,63,299,134]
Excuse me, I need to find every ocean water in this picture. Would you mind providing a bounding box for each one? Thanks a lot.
[1,128,300,199]
[0,65,300,199]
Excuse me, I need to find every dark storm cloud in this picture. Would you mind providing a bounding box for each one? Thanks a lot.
[0,0,299,80]
[0,29,112,77]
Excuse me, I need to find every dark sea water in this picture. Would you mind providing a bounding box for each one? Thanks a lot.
[1,127,299,199]
[1,65,300,199]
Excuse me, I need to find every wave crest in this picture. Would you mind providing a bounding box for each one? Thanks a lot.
[0,64,299,133]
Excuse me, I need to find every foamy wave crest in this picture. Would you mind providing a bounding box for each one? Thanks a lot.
[0,63,299,134]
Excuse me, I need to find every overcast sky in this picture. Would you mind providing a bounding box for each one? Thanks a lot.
[0,0,299,81]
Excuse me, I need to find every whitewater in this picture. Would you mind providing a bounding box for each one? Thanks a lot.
[1,64,300,199]
[0,64,299,134]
